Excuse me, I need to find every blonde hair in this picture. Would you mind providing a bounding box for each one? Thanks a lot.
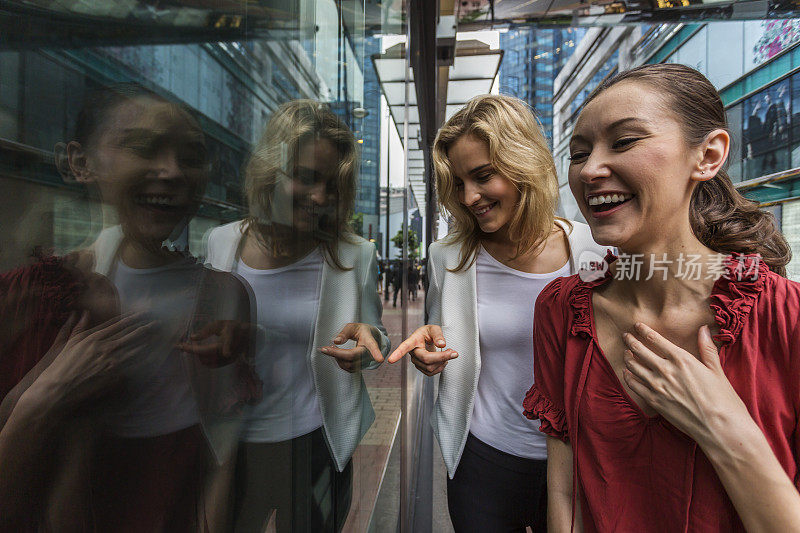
[432,94,564,271]
[244,99,357,269]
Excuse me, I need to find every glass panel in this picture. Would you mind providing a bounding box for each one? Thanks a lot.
[450,54,502,79]
[707,22,744,89]
[783,198,800,281]
[447,79,496,103]
[0,2,408,532]
[742,77,791,179]
[674,26,707,77]
[383,81,418,106]
[0,52,20,140]
[791,70,800,158]
[727,103,744,183]
[745,20,800,73]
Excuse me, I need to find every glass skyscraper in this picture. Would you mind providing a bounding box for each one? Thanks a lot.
[498,27,586,144]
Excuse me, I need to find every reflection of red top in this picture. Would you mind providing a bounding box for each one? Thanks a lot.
[0,257,205,532]
[523,255,800,532]
[0,256,83,401]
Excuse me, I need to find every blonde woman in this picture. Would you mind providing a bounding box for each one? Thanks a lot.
[204,100,389,532]
[389,95,605,531]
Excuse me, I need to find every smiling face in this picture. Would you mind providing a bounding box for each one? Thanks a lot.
[71,96,207,246]
[447,133,520,237]
[270,137,337,235]
[568,81,703,250]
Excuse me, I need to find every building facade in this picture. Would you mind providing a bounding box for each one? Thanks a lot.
[498,27,586,143]
[379,185,420,259]
[355,35,383,241]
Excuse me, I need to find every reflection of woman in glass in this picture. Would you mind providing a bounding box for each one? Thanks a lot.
[389,95,605,531]
[205,99,389,532]
[532,64,799,531]
[0,84,251,531]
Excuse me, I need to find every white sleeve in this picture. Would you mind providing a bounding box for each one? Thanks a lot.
[359,244,390,370]
[425,245,442,326]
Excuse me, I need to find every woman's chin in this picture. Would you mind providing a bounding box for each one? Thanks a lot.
[585,224,627,248]
[476,219,499,234]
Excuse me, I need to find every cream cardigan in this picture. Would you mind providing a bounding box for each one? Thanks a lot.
[426,220,608,478]
[204,221,390,471]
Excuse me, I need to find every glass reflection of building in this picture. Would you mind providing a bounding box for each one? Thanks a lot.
[357,35,383,242]
[0,1,378,270]
[498,27,585,144]
[552,19,800,281]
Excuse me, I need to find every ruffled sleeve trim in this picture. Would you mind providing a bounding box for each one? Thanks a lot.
[709,253,768,345]
[523,385,568,440]
[569,250,616,337]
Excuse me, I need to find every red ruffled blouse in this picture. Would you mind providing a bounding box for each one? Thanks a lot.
[523,254,800,532]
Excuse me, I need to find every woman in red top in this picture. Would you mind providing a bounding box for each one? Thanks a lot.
[524,63,800,532]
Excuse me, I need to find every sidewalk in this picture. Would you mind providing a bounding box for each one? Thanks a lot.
[342,289,424,532]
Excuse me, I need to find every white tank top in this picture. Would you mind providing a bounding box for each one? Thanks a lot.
[470,246,570,460]
[108,257,202,438]
[234,248,324,442]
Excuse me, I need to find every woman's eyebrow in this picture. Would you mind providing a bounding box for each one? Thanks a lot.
[570,133,588,146]
[468,163,492,175]
[571,117,651,146]
[607,117,651,130]
[120,128,159,141]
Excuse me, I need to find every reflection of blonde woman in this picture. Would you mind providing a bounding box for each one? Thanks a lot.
[389,95,605,531]
[205,100,389,532]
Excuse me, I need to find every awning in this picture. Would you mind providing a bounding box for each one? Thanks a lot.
[372,39,502,215]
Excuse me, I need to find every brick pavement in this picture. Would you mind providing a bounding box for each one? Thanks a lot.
[342,290,424,533]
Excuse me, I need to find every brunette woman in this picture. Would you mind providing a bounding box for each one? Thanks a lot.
[525,64,800,532]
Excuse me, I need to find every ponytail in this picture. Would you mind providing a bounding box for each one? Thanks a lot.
[690,170,790,276]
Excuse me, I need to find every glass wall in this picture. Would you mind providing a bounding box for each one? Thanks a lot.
[0,1,410,531]
[736,76,791,180]
[660,20,800,90]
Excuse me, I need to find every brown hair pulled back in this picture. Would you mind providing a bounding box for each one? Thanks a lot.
[584,63,790,276]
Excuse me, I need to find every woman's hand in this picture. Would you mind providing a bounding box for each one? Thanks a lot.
[177,320,252,367]
[387,325,457,376]
[624,321,800,532]
[622,322,750,448]
[0,312,81,428]
[320,322,384,373]
[30,311,155,413]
